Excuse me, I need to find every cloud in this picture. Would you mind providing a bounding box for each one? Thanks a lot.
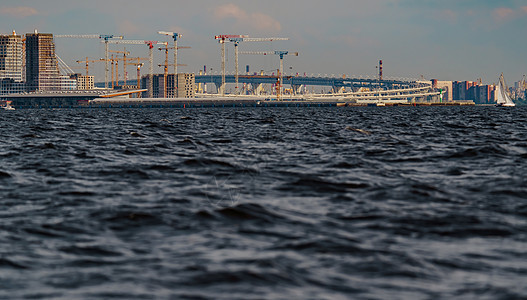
[117,20,142,35]
[215,3,247,19]
[0,6,39,18]
[214,3,281,32]
[493,7,515,21]
[439,9,457,23]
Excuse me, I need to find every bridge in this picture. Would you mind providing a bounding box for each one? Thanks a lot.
[195,74,428,94]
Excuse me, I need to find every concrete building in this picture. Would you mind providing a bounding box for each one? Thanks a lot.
[431,80,453,101]
[0,31,24,94]
[71,74,94,90]
[0,31,23,82]
[453,81,477,101]
[25,31,61,92]
[176,73,195,98]
[142,73,195,98]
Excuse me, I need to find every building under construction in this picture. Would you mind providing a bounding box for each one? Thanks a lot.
[0,31,25,95]
[25,31,62,92]
[141,73,195,98]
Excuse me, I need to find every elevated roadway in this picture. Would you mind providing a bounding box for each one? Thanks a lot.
[195,74,428,93]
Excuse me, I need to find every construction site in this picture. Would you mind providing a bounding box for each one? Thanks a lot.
[0,29,486,108]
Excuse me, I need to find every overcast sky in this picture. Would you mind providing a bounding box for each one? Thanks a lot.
[1,0,526,84]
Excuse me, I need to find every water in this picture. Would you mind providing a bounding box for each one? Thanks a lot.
[1,106,526,299]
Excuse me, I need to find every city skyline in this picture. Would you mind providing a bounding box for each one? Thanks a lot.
[1,0,526,84]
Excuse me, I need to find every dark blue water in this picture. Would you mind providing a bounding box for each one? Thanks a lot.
[1,106,526,299]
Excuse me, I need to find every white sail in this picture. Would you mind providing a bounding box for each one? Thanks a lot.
[496,73,516,107]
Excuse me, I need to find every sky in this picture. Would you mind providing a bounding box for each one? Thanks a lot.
[1,0,526,85]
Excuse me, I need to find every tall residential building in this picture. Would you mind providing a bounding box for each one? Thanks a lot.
[0,31,25,95]
[25,31,61,92]
[176,73,195,98]
[0,31,23,82]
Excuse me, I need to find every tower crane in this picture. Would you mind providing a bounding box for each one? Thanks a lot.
[158,45,189,98]
[75,57,104,76]
[105,40,168,98]
[157,31,183,77]
[240,50,299,97]
[214,35,247,95]
[109,49,130,83]
[214,35,289,95]
[137,63,144,96]
[55,34,123,89]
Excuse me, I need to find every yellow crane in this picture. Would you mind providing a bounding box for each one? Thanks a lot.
[109,49,131,83]
[157,45,189,98]
[75,57,104,76]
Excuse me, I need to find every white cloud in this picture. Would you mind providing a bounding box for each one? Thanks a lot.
[214,3,281,33]
[0,6,39,18]
[493,7,515,22]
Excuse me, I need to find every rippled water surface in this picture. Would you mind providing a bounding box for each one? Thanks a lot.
[1,106,527,299]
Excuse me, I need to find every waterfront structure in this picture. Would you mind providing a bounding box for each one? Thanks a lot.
[25,31,61,92]
[431,80,452,101]
[453,80,497,104]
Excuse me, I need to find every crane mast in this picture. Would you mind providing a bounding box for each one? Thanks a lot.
[106,40,167,97]
[240,50,298,97]
[214,35,288,95]
[55,34,123,89]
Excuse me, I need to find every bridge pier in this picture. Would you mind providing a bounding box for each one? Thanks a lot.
[333,86,346,94]
[255,83,264,96]
[292,84,302,95]
[215,83,225,95]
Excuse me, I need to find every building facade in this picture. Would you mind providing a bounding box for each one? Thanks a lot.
[453,80,496,104]
[0,32,23,82]
[25,32,61,92]
[71,74,94,90]
[0,31,24,94]
[142,73,195,98]
[431,80,453,101]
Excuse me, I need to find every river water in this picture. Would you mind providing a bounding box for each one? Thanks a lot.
[1,106,526,299]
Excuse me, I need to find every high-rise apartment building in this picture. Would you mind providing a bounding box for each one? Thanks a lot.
[0,31,23,82]
[0,31,25,95]
[25,31,61,91]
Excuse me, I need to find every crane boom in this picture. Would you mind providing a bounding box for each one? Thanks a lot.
[106,40,167,97]
[240,50,299,99]
[55,34,123,89]
[214,35,289,95]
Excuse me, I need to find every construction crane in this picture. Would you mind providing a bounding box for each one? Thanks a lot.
[75,57,104,76]
[240,50,299,97]
[157,31,183,77]
[158,45,189,98]
[55,34,123,89]
[230,37,288,94]
[107,56,148,87]
[106,40,168,97]
[136,63,144,96]
[214,35,289,95]
[109,49,130,83]
[214,35,247,95]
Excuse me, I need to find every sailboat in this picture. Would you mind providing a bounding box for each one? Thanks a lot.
[496,73,516,107]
